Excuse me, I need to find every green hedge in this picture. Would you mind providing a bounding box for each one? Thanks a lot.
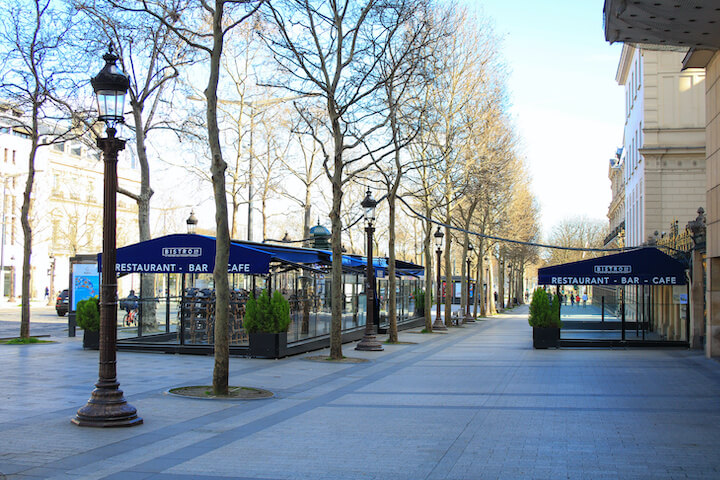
[528,288,562,328]
[76,296,100,332]
[243,289,291,334]
[414,289,425,316]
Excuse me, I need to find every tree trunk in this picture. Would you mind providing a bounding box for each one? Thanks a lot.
[328,115,344,359]
[423,214,433,332]
[132,105,157,330]
[19,135,37,339]
[488,260,496,315]
[208,2,230,396]
[443,219,452,327]
[497,257,504,310]
[387,191,398,342]
[303,193,311,245]
[329,163,344,359]
[460,235,467,317]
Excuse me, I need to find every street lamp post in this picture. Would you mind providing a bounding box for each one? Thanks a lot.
[465,243,474,322]
[356,189,383,351]
[484,257,489,315]
[432,226,447,331]
[507,264,512,307]
[73,46,142,427]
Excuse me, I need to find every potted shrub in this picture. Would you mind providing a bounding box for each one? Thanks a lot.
[244,289,291,358]
[414,289,425,318]
[528,288,562,349]
[76,296,100,350]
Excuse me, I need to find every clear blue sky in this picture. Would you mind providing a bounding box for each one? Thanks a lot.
[466,0,624,238]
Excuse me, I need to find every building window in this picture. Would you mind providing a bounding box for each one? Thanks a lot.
[53,142,64,153]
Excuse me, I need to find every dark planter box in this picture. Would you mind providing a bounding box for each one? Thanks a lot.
[83,330,99,350]
[249,332,287,359]
[532,327,560,349]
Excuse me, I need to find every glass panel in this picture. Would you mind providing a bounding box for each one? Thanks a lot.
[96,90,126,121]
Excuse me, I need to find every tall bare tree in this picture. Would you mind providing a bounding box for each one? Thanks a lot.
[369,4,433,342]
[546,217,608,266]
[262,0,421,358]
[121,0,264,394]
[77,0,193,328]
[0,0,86,338]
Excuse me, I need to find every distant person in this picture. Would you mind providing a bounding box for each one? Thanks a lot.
[582,293,588,307]
[44,286,49,300]
[121,290,139,326]
[570,294,575,306]
[121,290,139,313]
[576,294,580,305]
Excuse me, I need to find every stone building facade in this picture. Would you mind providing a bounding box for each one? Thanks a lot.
[616,44,706,248]
[0,115,140,301]
[604,0,720,357]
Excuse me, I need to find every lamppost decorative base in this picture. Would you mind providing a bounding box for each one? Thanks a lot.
[355,333,384,351]
[72,385,143,428]
[432,320,448,331]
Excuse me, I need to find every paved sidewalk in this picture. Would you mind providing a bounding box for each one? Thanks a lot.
[1,306,720,479]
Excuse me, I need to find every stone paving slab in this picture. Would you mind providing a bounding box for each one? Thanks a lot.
[1,306,720,479]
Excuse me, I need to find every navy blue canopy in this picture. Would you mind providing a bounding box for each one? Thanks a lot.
[242,242,330,265]
[537,248,687,286]
[100,234,272,274]
[101,234,425,278]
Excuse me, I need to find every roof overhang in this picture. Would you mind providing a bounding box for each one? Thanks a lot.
[604,0,720,54]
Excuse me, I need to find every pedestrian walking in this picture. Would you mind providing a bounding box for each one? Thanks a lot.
[570,294,575,306]
[582,293,588,307]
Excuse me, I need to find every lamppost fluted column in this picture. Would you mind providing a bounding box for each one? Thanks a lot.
[356,189,382,351]
[72,128,141,427]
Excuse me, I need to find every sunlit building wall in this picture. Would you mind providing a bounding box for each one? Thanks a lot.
[616,45,706,247]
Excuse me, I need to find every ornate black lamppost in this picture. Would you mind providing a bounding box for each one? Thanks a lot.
[432,226,447,331]
[73,47,142,427]
[484,257,489,314]
[356,189,383,351]
[186,210,198,234]
[465,243,474,322]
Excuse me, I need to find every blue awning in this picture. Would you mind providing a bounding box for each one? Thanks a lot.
[537,248,687,286]
[101,234,425,278]
[100,234,272,274]
[240,242,330,265]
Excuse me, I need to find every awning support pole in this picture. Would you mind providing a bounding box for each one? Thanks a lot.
[621,287,626,341]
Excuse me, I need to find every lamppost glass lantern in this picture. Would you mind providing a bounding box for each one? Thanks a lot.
[434,226,444,249]
[361,188,377,225]
[186,210,198,235]
[91,46,130,127]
